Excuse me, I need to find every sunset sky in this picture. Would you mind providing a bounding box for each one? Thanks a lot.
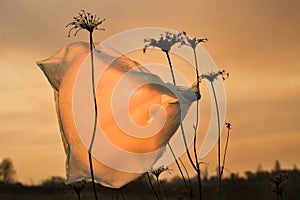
[0,0,299,184]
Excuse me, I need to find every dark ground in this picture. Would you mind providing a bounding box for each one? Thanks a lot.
[1,169,299,200]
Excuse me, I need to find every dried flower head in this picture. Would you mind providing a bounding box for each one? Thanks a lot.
[180,31,208,49]
[225,122,232,129]
[144,31,182,53]
[66,9,105,37]
[219,70,230,80]
[150,166,172,179]
[201,70,229,82]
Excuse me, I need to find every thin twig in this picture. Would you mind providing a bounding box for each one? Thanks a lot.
[156,177,161,198]
[220,123,231,176]
[192,45,202,200]
[210,82,221,200]
[146,172,160,200]
[167,143,193,198]
[165,50,194,199]
[165,51,197,171]
[200,70,229,200]
[165,49,199,200]
[66,10,105,200]
[160,180,169,200]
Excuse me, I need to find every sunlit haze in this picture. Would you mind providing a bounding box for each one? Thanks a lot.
[0,0,299,184]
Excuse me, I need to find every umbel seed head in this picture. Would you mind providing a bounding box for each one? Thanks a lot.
[66,9,105,37]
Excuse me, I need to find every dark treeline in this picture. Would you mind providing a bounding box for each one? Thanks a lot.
[0,166,300,200]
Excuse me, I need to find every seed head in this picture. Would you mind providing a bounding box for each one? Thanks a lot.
[225,122,232,129]
[66,9,105,37]
[150,166,172,179]
[200,70,229,82]
[179,31,208,49]
[144,31,181,53]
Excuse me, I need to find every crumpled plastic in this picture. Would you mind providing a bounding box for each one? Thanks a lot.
[36,42,199,188]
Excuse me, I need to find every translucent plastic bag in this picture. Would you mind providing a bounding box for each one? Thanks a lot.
[37,42,199,188]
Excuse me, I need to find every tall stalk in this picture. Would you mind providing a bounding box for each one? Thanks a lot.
[164,51,197,172]
[180,32,208,200]
[149,166,171,200]
[88,30,99,200]
[167,143,193,198]
[221,122,232,176]
[147,172,160,200]
[192,45,202,200]
[201,70,229,200]
[210,81,221,199]
[144,32,194,198]
[166,49,209,199]
[144,31,230,200]
[156,176,162,198]
[66,10,105,200]
[144,31,211,199]
[160,179,169,200]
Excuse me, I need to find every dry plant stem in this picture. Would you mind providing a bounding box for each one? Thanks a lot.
[210,81,221,200]
[165,51,195,199]
[156,177,162,198]
[66,10,105,200]
[167,143,192,198]
[165,51,176,86]
[88,31,99,200]
[147,172,160,200]
[165,50,201,200]
[178,157,192,190]
[192,47,202,200]
[221,125,231,176]
[164,51,197,171]
[88,153,98,200]
[160,180,169,200]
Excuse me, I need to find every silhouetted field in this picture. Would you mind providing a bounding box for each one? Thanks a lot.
[1,169,299,200]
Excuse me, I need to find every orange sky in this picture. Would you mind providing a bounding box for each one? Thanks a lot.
[0,0,299,184]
